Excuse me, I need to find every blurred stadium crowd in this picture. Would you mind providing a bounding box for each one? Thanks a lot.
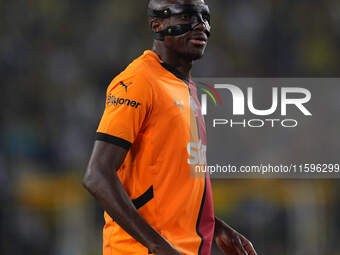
[1,0,340,254]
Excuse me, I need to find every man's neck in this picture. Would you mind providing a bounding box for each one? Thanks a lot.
[152,44,192,80]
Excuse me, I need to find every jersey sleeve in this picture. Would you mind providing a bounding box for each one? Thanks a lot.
[96,73,152,150]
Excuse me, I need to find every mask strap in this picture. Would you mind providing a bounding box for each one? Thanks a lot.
[148,5,211,41]
[155,24,193,41]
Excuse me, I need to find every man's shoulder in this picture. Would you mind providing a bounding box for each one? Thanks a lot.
[108,51,161,91]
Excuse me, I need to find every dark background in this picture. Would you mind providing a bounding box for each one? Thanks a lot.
[1,0,340,254]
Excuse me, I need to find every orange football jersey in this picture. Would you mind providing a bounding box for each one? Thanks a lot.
[96,50,214,255]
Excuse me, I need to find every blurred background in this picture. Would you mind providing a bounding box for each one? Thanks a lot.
[1,0,340,254]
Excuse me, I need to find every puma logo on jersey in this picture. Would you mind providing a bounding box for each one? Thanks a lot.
[174,100,184,111]
[107,94,141,109]
[120,81,133,92]
[110,81,133,93]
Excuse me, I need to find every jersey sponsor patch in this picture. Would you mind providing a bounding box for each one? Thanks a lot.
[107,93,141,109]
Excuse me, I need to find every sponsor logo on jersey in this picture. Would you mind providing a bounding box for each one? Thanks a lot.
[187,140,207,165]
[107,93,141,109]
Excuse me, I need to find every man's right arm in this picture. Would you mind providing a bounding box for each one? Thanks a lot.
[82,140,181,255]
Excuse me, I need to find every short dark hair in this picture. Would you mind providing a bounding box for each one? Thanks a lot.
[148,0,165,7]
[148,0,178,9]
[148,0,207,9]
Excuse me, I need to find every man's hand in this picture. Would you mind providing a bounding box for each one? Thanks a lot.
[83,141,182,254]
[152,242,182,255]
[214,217,257,255]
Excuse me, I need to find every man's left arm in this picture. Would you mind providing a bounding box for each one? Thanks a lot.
[214,217,257,255]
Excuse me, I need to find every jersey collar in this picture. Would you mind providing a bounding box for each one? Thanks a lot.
[144,50,189,85]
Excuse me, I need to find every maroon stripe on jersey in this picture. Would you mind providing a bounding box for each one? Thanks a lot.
[189,80,215,255]
[197,176,215,255]
[188,80,207,145]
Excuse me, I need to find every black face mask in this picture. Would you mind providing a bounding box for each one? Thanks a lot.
[148,4,211,41]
